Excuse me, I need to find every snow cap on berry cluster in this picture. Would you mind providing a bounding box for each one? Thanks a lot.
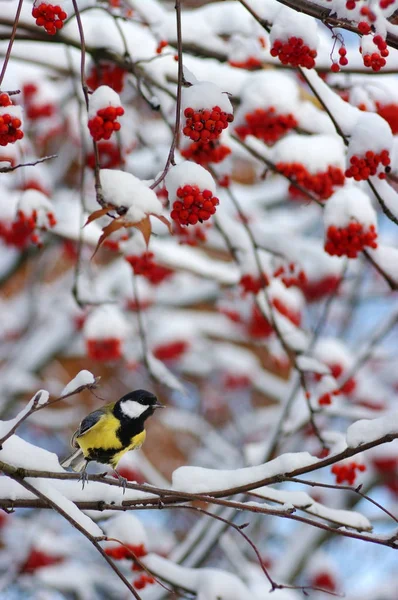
[181,81,233,115]
[314,337,354,373]
[88,85,122,118]
[324,186,377,230]
[18,190,54,227]
[257,277,304,323]
[346,112,393,165]
[273,134,345,173]
[270,6,319,50]
[236,71,299,118]
[100,169,163,223]
[103,513,148,550]
[165,162,216,200]
[83,305,128,341]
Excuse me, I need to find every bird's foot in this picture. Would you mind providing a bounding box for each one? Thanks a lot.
[79,469,89,490]
[114,470,128,494]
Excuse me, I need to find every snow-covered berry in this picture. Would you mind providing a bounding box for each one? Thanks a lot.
[236,108,297,145]
[331,461,366,485]
[270,37,317,68]
[153,340,189,361]
[345,113,392,181]
[84,306,126,361]
[1,190,56,248]
[87,141,123,169]
[88,86,124,142]
[182,105,233,143]
[0,94,23,146]
[87,61,126,93]
[165,162,219,227]
[125,252,174,285]
[181,140,231,165]
[181,82,233,145]
[32,2,67,35]
[274,135,345,200]
[324,187,378,258]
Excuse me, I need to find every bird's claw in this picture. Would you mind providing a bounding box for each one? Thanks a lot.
[79,469,89,490]
[114,471,128,494]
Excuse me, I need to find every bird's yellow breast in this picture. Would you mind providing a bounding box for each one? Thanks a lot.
[75,413,147,467]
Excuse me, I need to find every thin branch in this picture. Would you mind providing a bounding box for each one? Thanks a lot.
[150,0,184,190]
[0,155,57,174]
[0,0,24,87]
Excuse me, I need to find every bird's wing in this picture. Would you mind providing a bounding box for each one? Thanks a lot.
[71,409,106,448]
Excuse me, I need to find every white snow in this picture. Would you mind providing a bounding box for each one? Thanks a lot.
[347,112,393,162]
[172,452,316,493]
[181,81,233,113]
[324,185,378,229]
[253,486,371,531]
[27,478,103,538]
[100,169,163,222]
[270,6,319,50]
[0,389,49,439]
[0,434,64,472]
[346,411,398,448]
[60,370,96,397]
[88,85,122,118]
[18,189,55,228]
[165,162,216,199]
[102,513,148,547]
[272,134,345,174]
[83,305,128,340]
[236,71,299,120]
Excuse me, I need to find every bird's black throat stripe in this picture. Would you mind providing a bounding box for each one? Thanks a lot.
[114,403,153,446]
[86,447,121,465]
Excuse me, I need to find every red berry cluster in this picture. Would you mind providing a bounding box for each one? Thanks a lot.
[325,223,377,258]
[88,106,124,142]
[125,252,174,285]
[156,40,168,54]
[300,275,340,302]
[331,461,366,485]
[361,36,388,71]
[329,362,356,394]
[171,185,219,226]
[87,62,126,93]
[23,83,55,120]
[248,305,274,338]
[87,141,123,169]
[223,374,251,389]
[276,162,345,200]
[273,263,307,288]
[0,93,23,146]
[345,149,390,180]
[312,573,336,592]
[105,542,146,560]
[270,37,317,68]
[0,209,56,249]
[229,57,262,70]
[235,107,297,145]
[86,338,123,361]
[153,340,189,361]
[105,543,155,590]
[182,106,233,144]
[372,456,397,474]
[272,297,301,327]
[358,21,371,35]
[359,4,376,20]
[376,102,398,134]
[32,3,67,35]
[173,221,209,246]
[181,140,231,165]
[240,274,268,295]
[380,0,395,8]
[21,549,63,573]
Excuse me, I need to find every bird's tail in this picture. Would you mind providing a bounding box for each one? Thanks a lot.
[60,448,87,472]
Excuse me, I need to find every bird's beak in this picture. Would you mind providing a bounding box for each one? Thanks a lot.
[154,401,165,409]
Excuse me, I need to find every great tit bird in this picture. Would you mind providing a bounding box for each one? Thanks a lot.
[61,390,163,478]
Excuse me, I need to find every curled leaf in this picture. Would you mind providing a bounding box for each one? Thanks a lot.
[84,206,114,227]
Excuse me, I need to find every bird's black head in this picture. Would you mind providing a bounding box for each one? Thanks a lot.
[115,389,163,422]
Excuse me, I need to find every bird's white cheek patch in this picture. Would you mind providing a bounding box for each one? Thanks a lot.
[120,400,148,419]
